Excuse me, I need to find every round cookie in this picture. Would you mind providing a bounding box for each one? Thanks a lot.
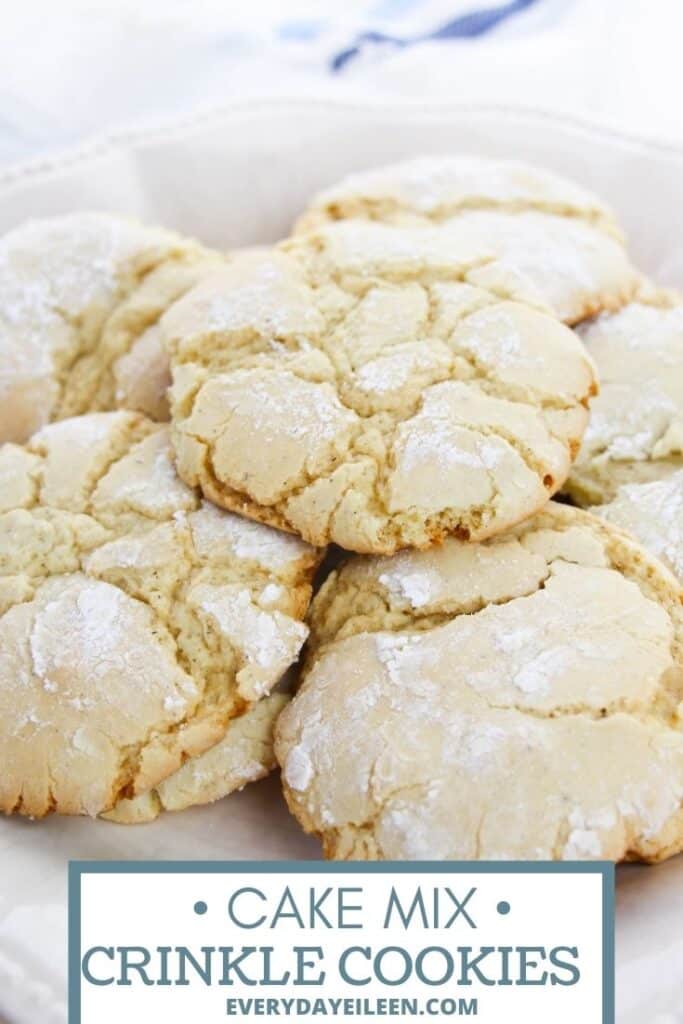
[105,692,288,823]
[566,300,683,505]
[593,471,683,582]
[294,156,639,324]
[162,231,597,555]
[0,412,320,817]
[276,503,683,862]
[0,212,221,442]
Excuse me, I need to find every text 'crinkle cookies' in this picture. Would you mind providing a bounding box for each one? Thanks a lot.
[0,212,221,443]
[162,232,597,555]
[275,503,683,862]
[294,156,640,324]
[0,411,321,818]
[566,298,683,505]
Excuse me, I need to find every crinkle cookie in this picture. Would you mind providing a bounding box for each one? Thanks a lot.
[593,471,683,582]
[105,692,288,823]
[566,300,683,505]
[0,412,320,817]
[276,503,683,862]
[294,156,639,324]
[0,212,221,442]
[163,231,597,555]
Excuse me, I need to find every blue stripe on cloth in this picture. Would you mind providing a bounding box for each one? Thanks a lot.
[331,0,540,71]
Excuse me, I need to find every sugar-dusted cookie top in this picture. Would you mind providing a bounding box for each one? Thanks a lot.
[0,412,320,817]
[593,471,683,582]
[105,692,288,823]
[162,232,597,555]
[294,156,639,324]
[566,300,683,505]
[0,212,221,442]
[276,503,683,862]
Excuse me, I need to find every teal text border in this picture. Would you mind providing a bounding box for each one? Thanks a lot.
[68,860,614,1024]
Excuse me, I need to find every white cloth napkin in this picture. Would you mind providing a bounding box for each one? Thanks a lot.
[1,0,683,168]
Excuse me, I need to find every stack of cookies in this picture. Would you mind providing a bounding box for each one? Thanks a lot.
[1,158,681,863]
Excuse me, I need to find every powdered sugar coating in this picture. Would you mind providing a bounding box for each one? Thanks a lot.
[297,155,620,231]
[568,301,683,505]
[0,411,321,817]
[294,156,637,324]
[105,692,288,824]
[276,503,683,862]
[284,746,315,793]
[188,583,308,700]
[189,501,314,571]
[594,470,683,581]
[163,224,596,554]
[0,212,218,443]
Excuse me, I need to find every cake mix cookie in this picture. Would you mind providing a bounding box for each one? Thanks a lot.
[162,232,597,555]
[593,471,683,582]
[294,156,639,324]
[0,212,221,442]
[0,412,320,817]
[276,503,683,862]
[566,300,683,505]
[105,692,288,823]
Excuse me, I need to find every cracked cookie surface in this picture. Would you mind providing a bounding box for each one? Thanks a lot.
[275,503,683,862]
[163,230,597,555]
[566,300,683,505]
[0,212,221,443]
[105,692,288,823]
[0,412,320,817]
[294,156,639,324]
[593,471,683,582]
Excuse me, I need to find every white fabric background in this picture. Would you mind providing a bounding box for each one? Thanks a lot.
[1,0,683,168]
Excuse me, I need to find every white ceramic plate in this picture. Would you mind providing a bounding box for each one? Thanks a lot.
[0,99,682,1024]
